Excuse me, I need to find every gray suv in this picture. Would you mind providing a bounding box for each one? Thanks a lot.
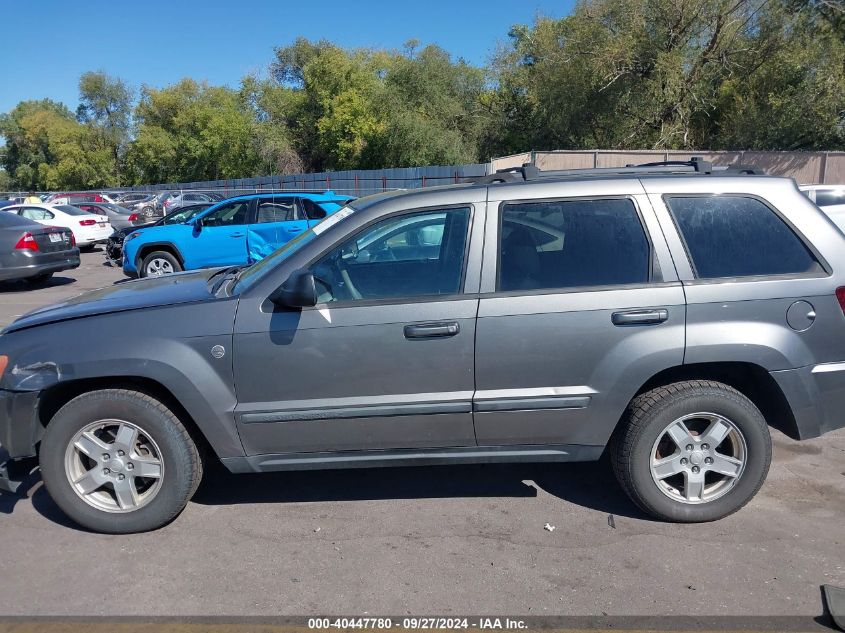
[2,159,844,533]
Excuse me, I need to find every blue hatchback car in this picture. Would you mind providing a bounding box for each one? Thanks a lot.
[123,192,353,277]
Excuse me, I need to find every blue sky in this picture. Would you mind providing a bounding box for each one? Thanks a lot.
[0,0,575,115]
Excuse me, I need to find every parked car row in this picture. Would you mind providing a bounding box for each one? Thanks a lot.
[118,192,353,277]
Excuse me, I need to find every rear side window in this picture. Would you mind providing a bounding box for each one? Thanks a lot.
[301,198,328,220]
[497,198,650,292]
[667,196,821,279]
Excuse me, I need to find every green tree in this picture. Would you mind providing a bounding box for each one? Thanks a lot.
[126,79,261,184]
[77,71,133,182]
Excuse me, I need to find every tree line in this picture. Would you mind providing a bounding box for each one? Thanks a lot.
[1,0,843,191]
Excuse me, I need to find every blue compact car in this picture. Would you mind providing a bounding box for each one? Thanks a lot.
[123,192,353,277]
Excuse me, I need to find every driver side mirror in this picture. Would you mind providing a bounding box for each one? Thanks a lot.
[193,217,203,232]
[270,269,317,308]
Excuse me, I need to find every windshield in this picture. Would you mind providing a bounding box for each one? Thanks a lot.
[234,205,357,291]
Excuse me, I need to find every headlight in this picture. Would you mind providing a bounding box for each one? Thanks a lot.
[124,232,142,243]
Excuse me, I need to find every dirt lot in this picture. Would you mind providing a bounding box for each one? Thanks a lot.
[0,249,843,619]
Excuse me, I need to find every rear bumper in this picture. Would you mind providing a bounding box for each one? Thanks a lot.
[0,251,80,282]
[771,363,845,439]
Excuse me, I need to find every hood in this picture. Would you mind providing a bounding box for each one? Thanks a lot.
[3,269,219,334]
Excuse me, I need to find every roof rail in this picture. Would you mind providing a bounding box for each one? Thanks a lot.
[476,156,763,184]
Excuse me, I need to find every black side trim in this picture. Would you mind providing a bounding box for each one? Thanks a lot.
[473,396,591,413]
[222,444,605,473]
[240,401,472,424]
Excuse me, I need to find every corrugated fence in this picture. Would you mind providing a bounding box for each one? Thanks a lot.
[5,150,842,199]
[492,150,845,184]
[121,164,491,196]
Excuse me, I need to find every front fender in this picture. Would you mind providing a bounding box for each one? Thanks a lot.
[0,298,244,459]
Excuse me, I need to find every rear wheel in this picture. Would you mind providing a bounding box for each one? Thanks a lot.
[39,389,202,533]
[141,251,182,277]
[611,380,771,522]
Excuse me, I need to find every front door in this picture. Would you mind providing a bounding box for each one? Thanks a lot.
[232,204,481,455]
[473,193,686,448]
[188,199,251,268]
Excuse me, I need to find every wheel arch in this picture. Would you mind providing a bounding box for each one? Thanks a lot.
[135,242,184,269]
[37,376,217,464]
[628,362,800,440]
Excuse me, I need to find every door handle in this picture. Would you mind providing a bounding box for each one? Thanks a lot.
[404,322,460,339]
[229,233,245,238]
[611,309,669,326]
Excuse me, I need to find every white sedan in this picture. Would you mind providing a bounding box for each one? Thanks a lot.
[4,204,113,249]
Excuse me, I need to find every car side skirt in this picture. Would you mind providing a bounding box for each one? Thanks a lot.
[221,444,604,474]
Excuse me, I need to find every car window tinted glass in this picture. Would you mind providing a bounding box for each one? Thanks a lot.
[814,189,845,207]
[310,207,470,303]
[302,198,328,220]
[57,205,93,216]
[202,200,250,227]
[667,196,821,279]
[498,198,649,291]
[256,198,298,223]
[0,212,34,227]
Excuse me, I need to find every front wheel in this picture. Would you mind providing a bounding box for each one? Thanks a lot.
[141,251,182,277]
[39,389,203,533]
[611,380,771,522]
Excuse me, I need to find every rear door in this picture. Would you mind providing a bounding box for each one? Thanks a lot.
[246,195,305,262]
[473,181,686,448]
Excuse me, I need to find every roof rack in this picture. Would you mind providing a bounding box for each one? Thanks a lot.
[476,156,763,184]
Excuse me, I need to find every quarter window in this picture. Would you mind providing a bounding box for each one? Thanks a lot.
[310,207,471,302]
[667,196,821,279]
[498,198,650,292]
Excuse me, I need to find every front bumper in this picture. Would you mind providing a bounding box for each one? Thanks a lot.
[0,390,41,493]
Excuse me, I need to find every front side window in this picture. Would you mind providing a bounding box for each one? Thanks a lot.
[498,198,650,292]
[310,207,471,303]
[201,200,250,227]
[667,196,821,279]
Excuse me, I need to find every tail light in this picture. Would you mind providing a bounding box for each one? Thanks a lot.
[79,219,97,226]
[14,232,39,251]
[836,288,845,314]
[128,213,138,222]
[70,232,76,246]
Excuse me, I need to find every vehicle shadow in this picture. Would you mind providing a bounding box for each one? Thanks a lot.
[0,275,75,293]
[190,457,650,520]
[13,457,651,532]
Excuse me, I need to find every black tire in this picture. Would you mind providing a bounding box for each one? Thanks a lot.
[39,389,203,534]
[79,244,96,252]
[611,380,771,522]
[140,250,182,277]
